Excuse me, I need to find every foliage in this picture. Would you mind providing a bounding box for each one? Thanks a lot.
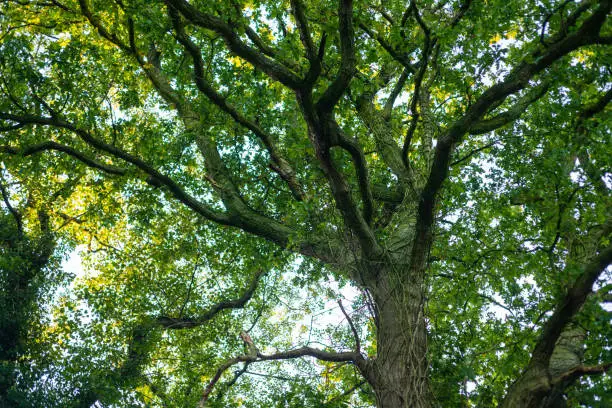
[0,0,610,407]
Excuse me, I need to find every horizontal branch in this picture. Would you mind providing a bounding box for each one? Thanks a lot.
[198,337,362,407]
[257,346,361,363]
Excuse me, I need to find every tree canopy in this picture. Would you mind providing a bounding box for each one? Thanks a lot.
[0,0,610,407]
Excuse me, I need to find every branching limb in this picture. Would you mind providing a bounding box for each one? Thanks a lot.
[165,0,303,88]
[402,5,434,165]
[168,9,304,200]
[359,23,418,73]
[290,0,316,61]
[539,0,574,46]
[410,1,610,273]
[353,73,414,188]
[198,354,253,407]
[501,243,612,407]
[257,346,361,363]
[383,68,410,121]
[337,132,374,225]
[0,174,22,234]
[197,335,362,407]
[0,112,231,225]
[75,2,337,260]
[573,88,611,194]
[530,244,612,367]
[450,140,499,167]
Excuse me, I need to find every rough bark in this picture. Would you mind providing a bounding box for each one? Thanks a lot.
[359,256,431,408]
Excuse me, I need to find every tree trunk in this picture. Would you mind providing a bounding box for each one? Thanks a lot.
[363,262,432,408]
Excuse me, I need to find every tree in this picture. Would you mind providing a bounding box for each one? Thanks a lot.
[0,167,77,406]
[0,0,610,406]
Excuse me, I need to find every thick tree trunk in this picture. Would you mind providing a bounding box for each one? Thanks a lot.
[363,263,431,408]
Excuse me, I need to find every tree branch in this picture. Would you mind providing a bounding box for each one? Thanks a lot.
[410,0,610,272]
[337,132,374,225]
[0,112,231,225]
[197,338,361,407]
[0,175,22,234]
[290,0,316,61]
[168,9,304,200]
[2,141,127,175]
[157,269,266,329]
[551,362,612,385]
[450,140,499,166]
[257,346,360,363]
[530,244,612,368]
[402,4,434,164]
[74,3,337,260]
[359,23,418,73]
[469,81,550,135]
[383,68,410,121]
[316,0,355,113]
[338,299,361,352]
[165,0,303,89]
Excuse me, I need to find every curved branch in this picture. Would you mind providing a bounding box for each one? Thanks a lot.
[551,362,612,385]
[402,7,434,164]
[359,23,418,73]
[450,140,499,166]
[337,133,374,225]
[257,346,360,363]
[338,299,361,352]
[383,68,410,120]
[290,0,316,61]
[2,141,127,175]
[165,0,303,88]
[197,339,361,407]
[530,244,612,367]
[157,269,266,329]
[0,175,22,234]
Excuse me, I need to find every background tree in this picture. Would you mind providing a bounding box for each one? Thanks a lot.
[0,0,610,407]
